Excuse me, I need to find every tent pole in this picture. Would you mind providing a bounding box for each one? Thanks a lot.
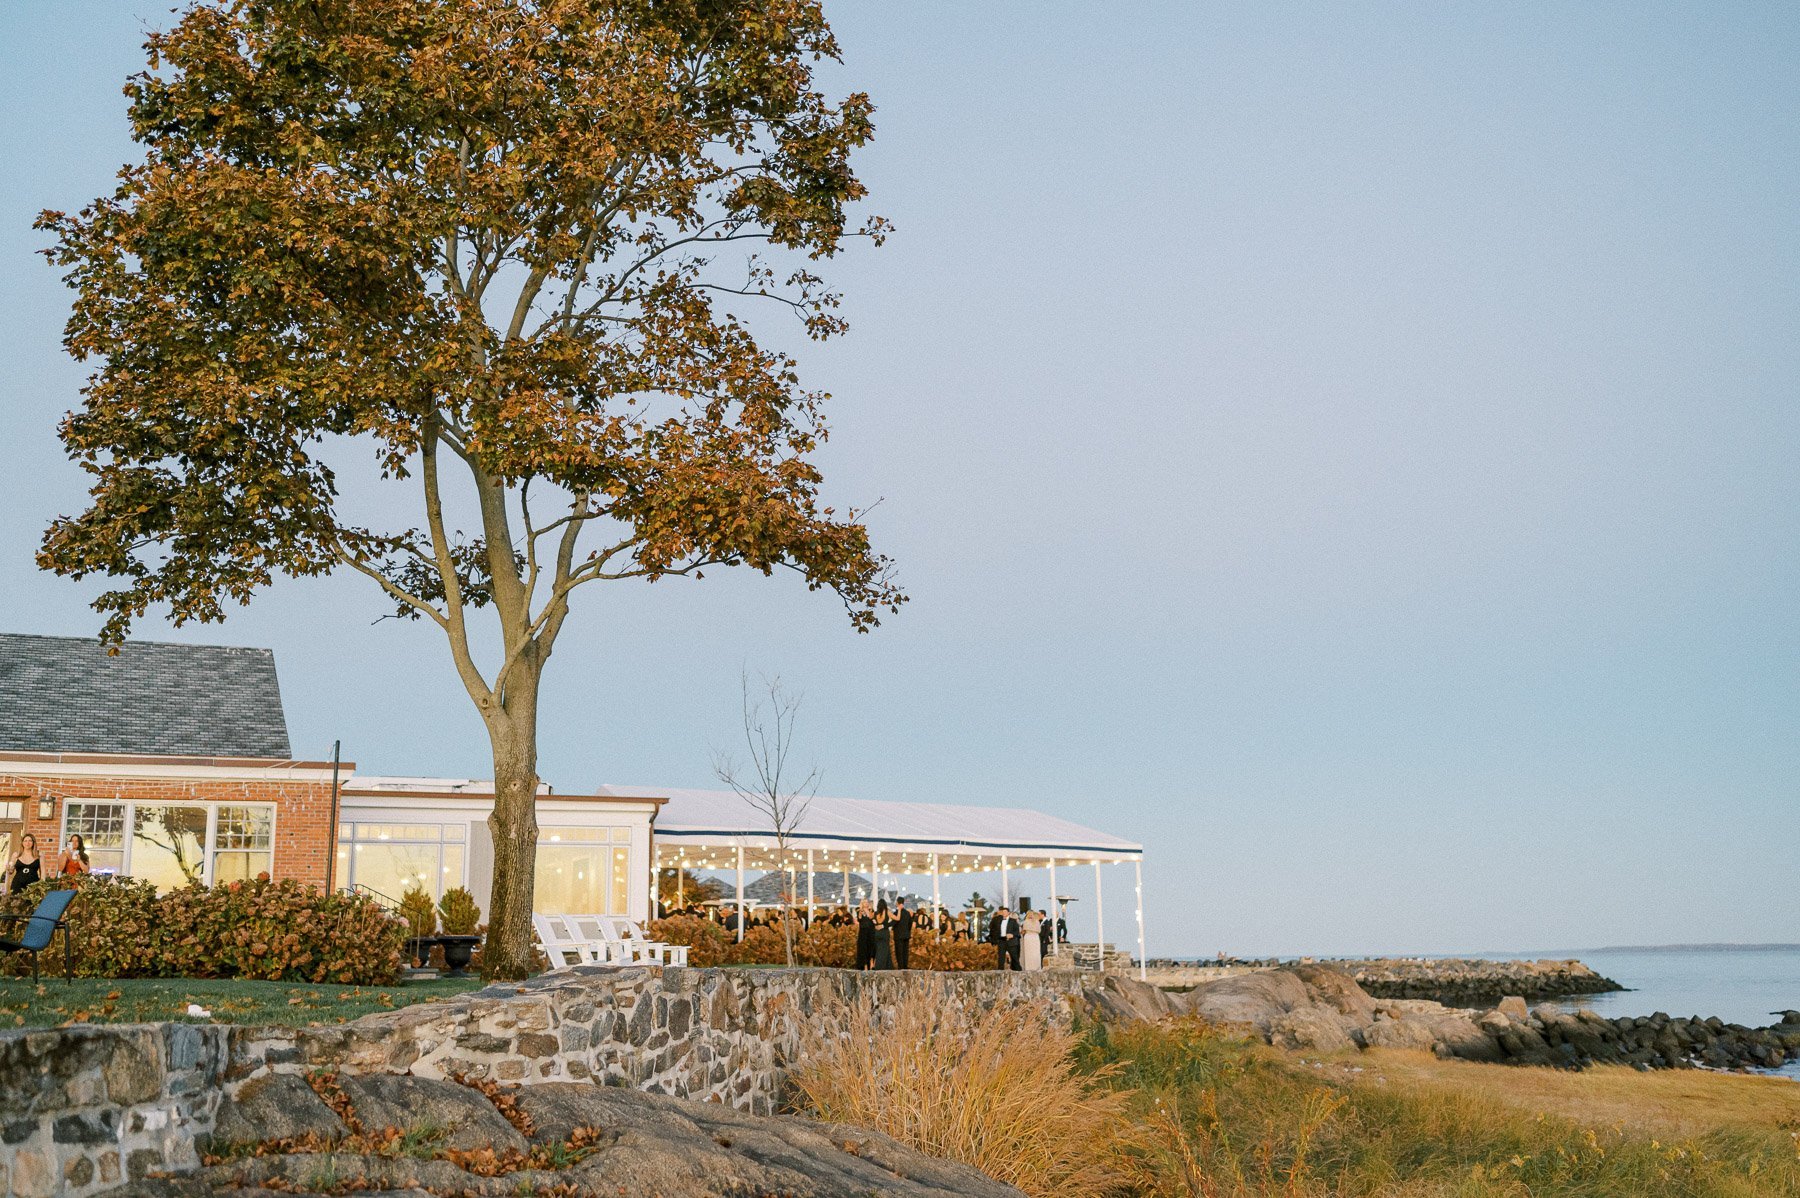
[1134,857,1147,982]
[842,860,850,907]
[1000,855,1009,910]
[931,853,941,930]
[1093,860,1104,972]
[677,862,684,908]
[806,847,814,919]
[1049,859,1058,954]
[871,848,879,904]
[735,846,745,942]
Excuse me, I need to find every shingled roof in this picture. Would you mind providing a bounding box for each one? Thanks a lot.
[0,633,292,759]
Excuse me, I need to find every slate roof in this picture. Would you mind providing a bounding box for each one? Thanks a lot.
[0,633,293,759]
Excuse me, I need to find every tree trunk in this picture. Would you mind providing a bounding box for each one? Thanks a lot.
[480,695,543,981]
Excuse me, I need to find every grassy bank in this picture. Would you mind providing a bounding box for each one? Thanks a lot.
[0,976,483,1027]
[1080,1018,1800,1197]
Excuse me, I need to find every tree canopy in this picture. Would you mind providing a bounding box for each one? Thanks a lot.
[39,0,903,657]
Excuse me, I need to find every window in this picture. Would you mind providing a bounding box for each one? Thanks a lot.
[213,806,274,882]
[336,822,466,903]
[131,804,209,890]
[535,826,632,915]
[64,802,127,873]
[60,800,275,889]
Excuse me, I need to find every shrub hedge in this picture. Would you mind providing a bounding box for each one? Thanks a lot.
[0,875,407,984]
[647,915,998,971]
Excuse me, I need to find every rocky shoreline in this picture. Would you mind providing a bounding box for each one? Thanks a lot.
[1319,958,1624,1005]
[1177,964,1799,1073]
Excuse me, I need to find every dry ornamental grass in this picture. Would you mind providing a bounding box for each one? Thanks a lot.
[789,987,1139,1197]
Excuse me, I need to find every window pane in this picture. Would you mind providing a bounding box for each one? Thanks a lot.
[131,805,210,892]
[610,826,631,842]
[443,824,465,842]
[441,844,465,890]
[540,827,607,844]
[351,841,443,903]
[356,824,441,842]
[212,851,273,884]
[611,847,630,914]
[215,806,272,850]
[534,845,606,915]
[65,801,126,873]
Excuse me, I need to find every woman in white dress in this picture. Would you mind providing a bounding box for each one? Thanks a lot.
[1020,909,1044,970]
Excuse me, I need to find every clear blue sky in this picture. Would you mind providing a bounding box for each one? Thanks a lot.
[2,2,1795,956]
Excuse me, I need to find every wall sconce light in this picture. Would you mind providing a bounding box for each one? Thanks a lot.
[37,797,55,821]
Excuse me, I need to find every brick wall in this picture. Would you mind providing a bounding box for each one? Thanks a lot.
[0,773,336,890]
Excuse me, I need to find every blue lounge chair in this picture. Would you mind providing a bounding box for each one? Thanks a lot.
[0,887,77,984]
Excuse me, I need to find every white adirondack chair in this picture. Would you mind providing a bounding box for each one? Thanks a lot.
[566,914,656,965]
[533,913,613,969]
[613,916,690,967]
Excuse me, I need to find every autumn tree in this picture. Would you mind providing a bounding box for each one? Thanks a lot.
[36,0,903,979]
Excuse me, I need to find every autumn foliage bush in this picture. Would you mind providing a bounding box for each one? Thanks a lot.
[648,915,997,971]
[0,875,407,984]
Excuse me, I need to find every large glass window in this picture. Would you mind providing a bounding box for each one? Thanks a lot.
[535,827,631,916]
[131,804,209,890]
[337,822,466,903]
[64,802,127,873]
[60,800,272,887]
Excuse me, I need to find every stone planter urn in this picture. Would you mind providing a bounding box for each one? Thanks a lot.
[405,936,440,970]
[438,934,481,978]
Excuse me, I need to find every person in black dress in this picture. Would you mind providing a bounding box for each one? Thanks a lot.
[854,900,877,970]
[872,900,895,970]
[5,833,42,894]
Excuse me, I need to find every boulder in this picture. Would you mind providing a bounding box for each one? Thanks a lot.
[210,1074,347,1148]
[1360,1017,1439,1051]
[336,1073,531,1155]
[1178,969,1312,1032]
[1496,996,1529,1021]
[1287,965,1379,1023]
[1268,1007,1356,1053]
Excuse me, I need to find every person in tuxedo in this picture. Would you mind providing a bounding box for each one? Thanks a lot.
[891,897,915,969]
[1037,909,1054,960]
[988,906,1021,971]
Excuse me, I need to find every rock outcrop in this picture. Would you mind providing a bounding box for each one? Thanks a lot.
[111,1073,1024,1198]
[1177,965,1800,1072]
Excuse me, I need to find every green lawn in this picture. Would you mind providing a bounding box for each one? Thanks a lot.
[0,976,485,1028]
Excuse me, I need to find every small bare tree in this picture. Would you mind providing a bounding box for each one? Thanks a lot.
[713,671,821,967]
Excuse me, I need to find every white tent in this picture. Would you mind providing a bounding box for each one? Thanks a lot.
[598,785,1146,978]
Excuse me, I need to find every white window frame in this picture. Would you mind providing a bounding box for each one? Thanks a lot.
[59,799,277,887]
[336,821,469,903]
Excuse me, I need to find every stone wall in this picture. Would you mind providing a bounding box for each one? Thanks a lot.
[0,966,1173,1198]
[0,1023,230,1198]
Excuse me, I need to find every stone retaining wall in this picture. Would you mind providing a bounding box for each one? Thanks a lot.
[0,966,1173,1198]
[0,1023,230,1198]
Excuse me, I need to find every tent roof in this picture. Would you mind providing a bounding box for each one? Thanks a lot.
[600,784,1141,864]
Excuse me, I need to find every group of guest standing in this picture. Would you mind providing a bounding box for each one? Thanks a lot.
[986,905,1058,971]
[854,896,917,969]
[3,833,90,894]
